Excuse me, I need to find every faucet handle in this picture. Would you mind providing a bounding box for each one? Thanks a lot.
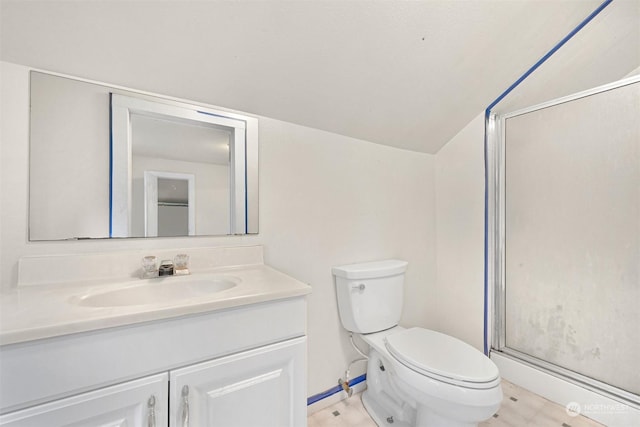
[174,254,190,275]
[141,256,158,279]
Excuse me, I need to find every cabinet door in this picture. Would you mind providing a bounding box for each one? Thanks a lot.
[0,373,168,427]
[170,337,306,427]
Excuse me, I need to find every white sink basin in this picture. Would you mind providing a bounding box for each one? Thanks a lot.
[72,275,240,308]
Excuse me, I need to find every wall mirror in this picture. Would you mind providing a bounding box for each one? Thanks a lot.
[29,71,258,240]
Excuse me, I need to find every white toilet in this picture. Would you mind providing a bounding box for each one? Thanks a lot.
[332,260,502,427]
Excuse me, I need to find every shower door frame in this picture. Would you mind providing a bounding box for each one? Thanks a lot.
[487,74,640,408]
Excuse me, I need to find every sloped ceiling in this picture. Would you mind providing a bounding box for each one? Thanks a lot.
[1,0,636,154]
[492,0,640,115]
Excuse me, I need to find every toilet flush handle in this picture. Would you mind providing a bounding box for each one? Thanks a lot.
[352,283,366,291]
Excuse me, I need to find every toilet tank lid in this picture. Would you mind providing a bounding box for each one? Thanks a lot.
[332,260,408,279]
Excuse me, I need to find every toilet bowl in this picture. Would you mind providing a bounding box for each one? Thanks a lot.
[360,326,502,427]
[332,260,502,427]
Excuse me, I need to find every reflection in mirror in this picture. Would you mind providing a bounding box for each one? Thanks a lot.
[110,93,247,237]
[143,172,196,237]
[131,110,229,237]
[28,71,258,240]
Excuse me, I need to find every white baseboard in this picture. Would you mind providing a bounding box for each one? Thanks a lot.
[492,352,640,427]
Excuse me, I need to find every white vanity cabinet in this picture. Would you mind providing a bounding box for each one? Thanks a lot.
[0,296,308,427]
[0,373,168,427]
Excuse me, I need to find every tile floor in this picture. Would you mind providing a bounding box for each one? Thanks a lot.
[307,380,604,427]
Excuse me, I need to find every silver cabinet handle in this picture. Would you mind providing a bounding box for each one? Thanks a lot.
[181,385,190,427]
[147,395,156,427]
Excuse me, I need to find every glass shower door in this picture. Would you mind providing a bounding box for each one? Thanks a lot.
[494,78,640,404]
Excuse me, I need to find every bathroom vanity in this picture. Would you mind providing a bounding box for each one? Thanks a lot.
[0,252,310,426]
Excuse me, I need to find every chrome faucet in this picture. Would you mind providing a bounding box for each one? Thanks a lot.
[141,254,189,279]
[158,259,174,276]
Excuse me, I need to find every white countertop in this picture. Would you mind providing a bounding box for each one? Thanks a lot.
[0,264,311,346]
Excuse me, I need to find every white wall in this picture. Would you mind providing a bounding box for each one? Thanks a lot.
[435,112,486,351]
[259,118,436,392]
[0,61,436,397]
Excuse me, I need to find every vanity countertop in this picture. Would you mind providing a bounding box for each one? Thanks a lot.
[0,264,311,346]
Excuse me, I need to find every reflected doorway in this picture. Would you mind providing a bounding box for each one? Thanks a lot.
[144,171,195,237]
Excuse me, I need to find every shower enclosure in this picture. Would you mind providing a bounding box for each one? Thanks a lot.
[488,76,639,411]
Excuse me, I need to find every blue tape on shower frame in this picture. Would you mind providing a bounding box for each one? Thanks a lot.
[306,374,367,406]
[482,0,613,356]
[197,110,250,233]
[108,93,114,238]
[196,109,229,119]
[244,127,249,234]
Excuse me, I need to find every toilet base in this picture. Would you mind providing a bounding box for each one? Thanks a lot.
[363,387,483,427]
[362,389,411,427]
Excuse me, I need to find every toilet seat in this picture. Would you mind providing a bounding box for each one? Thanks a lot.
[384,327,500,390]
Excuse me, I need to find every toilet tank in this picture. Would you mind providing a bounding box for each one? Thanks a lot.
[332,260,408,334]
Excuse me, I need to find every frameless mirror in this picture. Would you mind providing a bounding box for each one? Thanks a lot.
[29,71,258,240]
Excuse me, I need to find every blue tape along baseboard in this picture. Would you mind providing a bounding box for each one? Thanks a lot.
[307,374,366,406]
